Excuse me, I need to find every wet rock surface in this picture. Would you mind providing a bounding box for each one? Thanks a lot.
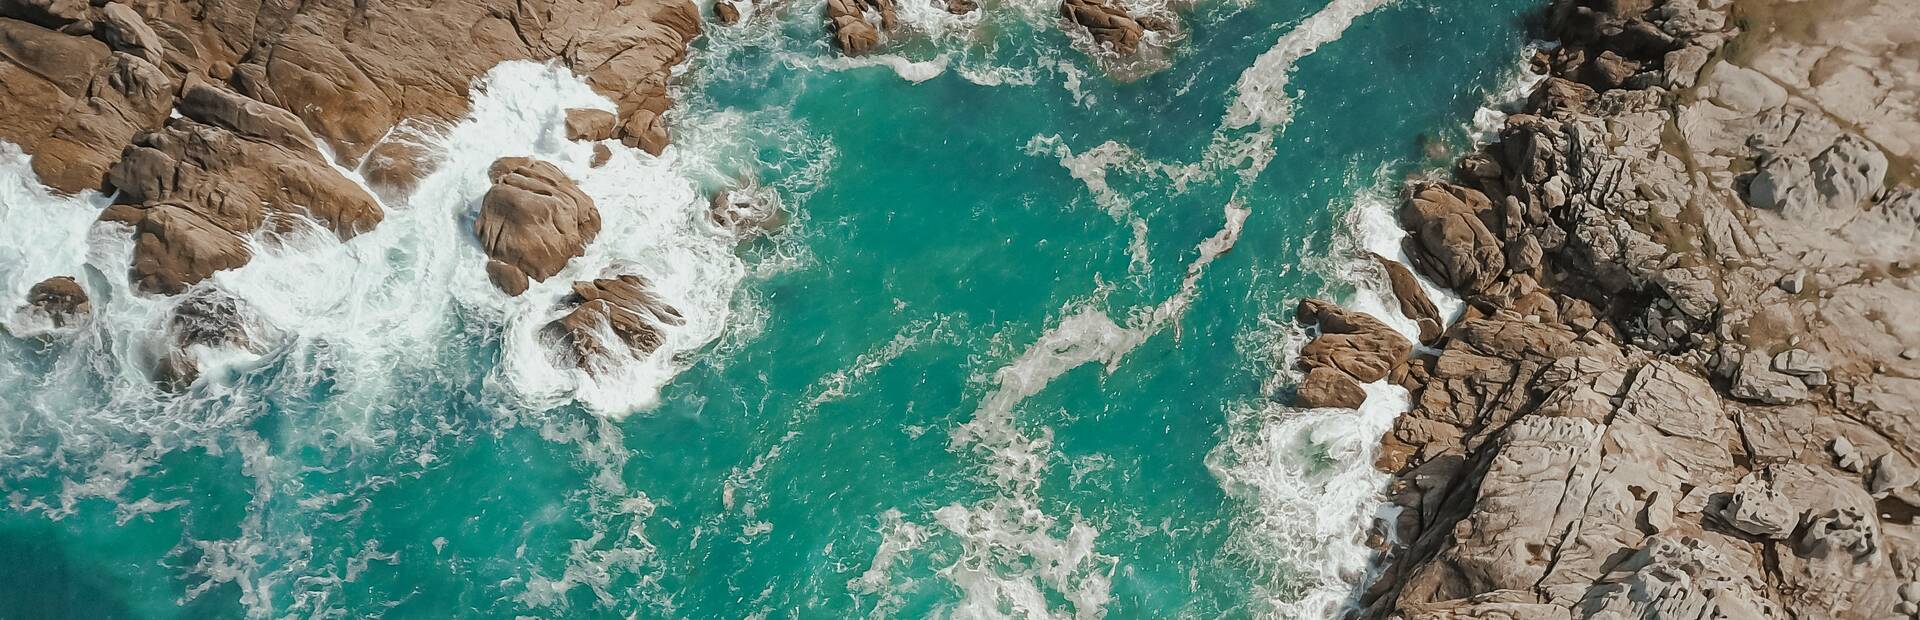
[1347,0,1920,617]
[474,157,601,296]
[22,276,90,329]
[0,0,702,296]
[545,274,685,371]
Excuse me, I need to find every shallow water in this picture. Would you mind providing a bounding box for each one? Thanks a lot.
[0,0,1537,617]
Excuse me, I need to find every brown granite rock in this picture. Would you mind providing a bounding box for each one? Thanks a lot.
[1297,366,1367,409]
[104,83,382,293]
[1399,182,1505,295]
[827,0,893,56]
[713,0,741,24]
[1295,298,1411,384]
[475,157,600,295]
[545,274,685,370]
[24,276,89,328]
[1371,252,1443,345]
[565,108,618,142]
[1059,0,1143,55]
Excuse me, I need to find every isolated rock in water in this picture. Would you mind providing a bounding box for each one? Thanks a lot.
[475,157,601,295]
[1297,366,1368,409]
[156,289,261,387]
[827,0,891,56]
[1370,253,1442,345]
[1295,298,1411,383]
[944,0,978,15]
[24,276,90,328]
[1399,182,1504,294]
[709,188,785,237]
[564,108,618,142]
[1060,0,1144,55]
[713,0,741,24]
[546,274,685,370]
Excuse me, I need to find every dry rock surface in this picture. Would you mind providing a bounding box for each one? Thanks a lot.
[1290,0,1920,618]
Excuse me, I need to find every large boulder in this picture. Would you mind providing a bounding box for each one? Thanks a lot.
[1297,366,1368,409]
[544,274,684,370]
[22,276,90,329]
[1399,183,1506,295]
[1060,0,1144,55]
[1295,298,1411,383]
[826,0,891,56]
[475,157,600,296]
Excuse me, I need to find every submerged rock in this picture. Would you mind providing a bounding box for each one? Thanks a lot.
[475,157,601,296]
[155,289,265,387]
[709,187,785,238]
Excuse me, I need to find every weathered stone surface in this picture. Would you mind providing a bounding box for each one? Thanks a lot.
[22,276,89,328]
[1295,298,1411,384]
[103,82,382,293]
[565,108,618,142]
[1372,252,1443,345]
[1399,183,1504,294]
[1298,366,1367,409]
[827,0,892,56]
[475,157,600,295]
[1361,0,1920,617]
[545,274,684,370]
[1060,0,1143,55]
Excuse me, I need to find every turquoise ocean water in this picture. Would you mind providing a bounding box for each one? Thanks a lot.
[0,0,1536,617]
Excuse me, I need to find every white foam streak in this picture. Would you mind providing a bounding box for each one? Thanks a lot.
[787,53,952,83]
[917,202,1246,619]
[1225,0,1393,130]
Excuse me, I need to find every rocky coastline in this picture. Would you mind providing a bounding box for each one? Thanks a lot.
[1289,0,1920,617]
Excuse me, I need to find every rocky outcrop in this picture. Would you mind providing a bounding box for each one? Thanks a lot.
[1290,298,1412,409]
[1350,0,1920,618]
[544,274,684,370]
[23,276,90,328]
[826,0,896,56]
[0,0,703,299]
[1059,0,1144,55]
[1371,252,1442,345]
[100,82,382,294]
[475,157,601,296]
